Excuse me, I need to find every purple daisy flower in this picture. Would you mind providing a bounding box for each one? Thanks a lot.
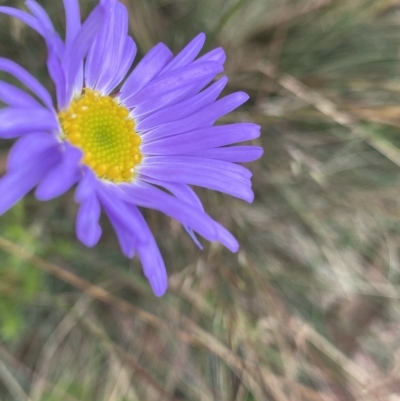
[0,0,262,296]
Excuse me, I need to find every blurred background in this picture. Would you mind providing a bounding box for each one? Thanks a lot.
[0,0,399,399]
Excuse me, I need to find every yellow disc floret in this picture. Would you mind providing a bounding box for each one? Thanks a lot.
[58,88,142,182]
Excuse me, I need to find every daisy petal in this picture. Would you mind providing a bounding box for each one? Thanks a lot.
[143,92,250,142]
[123,182,239,251]
[95,173,138,259]
[74,167,98,202]
[137,237,168,297]
[62,0,83,97]
[142,123,260,155]
[140,179,205,249]
[103,37,137,95]
[0,81,41,108]
[97,184,146,242]
[120,43,173,100]
[63,2,106,107]
[63,0,81,46]
[189,146,264,162]
[7,133,59,171]
[86,2,135,94]
[141,156,254,202]
[76,194,102,247]
[25,2,67,105]
[136,76,228,131]
[25,1,67,104]
[35,144,82,201]
[195,47,226,64]
[0,148,61,215]
[126,61,223,108]
[0,58,54,111]
[121,182,219,242]
[140,178,239,251]
[0,6,43,35]
[132,209,168,296]
[143,179,204,210]
[214,222,239,252]
[161,33,206,74]
[0,108,58,138]
[108,216,137,258]
[25,1,65,62]
[26,1,56,38]
[129,69,224,117]
[48,45,67,108]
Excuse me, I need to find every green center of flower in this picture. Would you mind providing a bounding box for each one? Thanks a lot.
[58,88,142,182]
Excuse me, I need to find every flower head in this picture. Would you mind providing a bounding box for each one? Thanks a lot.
[0,0,262,296]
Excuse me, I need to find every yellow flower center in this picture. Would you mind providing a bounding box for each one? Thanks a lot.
[58,88,142,182]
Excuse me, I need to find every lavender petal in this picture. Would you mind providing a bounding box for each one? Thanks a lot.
[35,144,82,200]
[76,194,102,247]
[0,58,54,111]
[189,146,264,163]
[141,156,254,202]
[0,108,59,138]
[136,77,228,132]
[86,2,135,94]
[161,33,205,74]
[0,147,61,215]
[120,43,173,101]
[7,133,59,171]
[0,81,41,108]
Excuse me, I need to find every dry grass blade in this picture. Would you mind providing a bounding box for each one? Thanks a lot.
[0,236,161,327]
[0,358,32,401]
[248,0,341,39]
[258,61,400,168]
[0,347,82,401]
[72,315,181,401]
[0,236,271,398]
[292,318,371,389]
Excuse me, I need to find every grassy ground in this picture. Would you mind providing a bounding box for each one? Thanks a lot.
[0,0,400,399]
